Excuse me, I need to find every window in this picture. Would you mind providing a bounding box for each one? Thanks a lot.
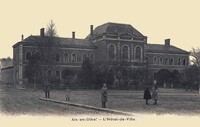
[47,70,52,77]
[35,52,40,60]
[71,53,77,62]
[135,46,142,60]
[122,45,129,60]
[169,58,174,65]
[56,71,60,79]
[183,58,186,66]
[90,54,95,63]
[164,58,168,65]
[177,58,181,65]
[159,57,163,65]
[146,56,149,63]
[63,53,69,63]
[153,57,158,64]
[25,51,32,60]
[55,53,61,62]
[108,45,115,61]
[82,54,87,62]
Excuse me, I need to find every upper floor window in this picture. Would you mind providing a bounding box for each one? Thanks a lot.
[35,52,40,61]
[153,57,158,64]
[146,56,149,63]
[159,57,163,65]
[90,54,95,63]
[183,58,186,66]
[82,54,87,62]
[177,58,181,65]
[55,53,61,62]
[164,58,168,65]
[56,71,60,79]
[71,53,77,62]
[63,53,69,63]
[108,44,116,61]
[122,45,129,60]
[169,58,174,65]
[135,46,142,60]
[25,51,32,60]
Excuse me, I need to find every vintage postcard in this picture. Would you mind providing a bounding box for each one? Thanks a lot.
[0,0,200,127]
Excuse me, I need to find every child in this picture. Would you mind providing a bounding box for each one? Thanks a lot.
[101,83,108,108]
[143,86,151,105]
[65,86,70,101]
[152,85,158,105]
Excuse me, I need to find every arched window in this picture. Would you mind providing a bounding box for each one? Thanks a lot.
[90,54,95,63]
[82,54,87,62]
[122,45,129,60]
[35,52,40,60]
[153,57,158,64]
[63,53,69,63]
[164,58,168,65]
[183,58,186,66]
[135,46,142,60]
[146,56,149,63]
[177,58,181,65]
[108,44,115,61]
[71,53,77,62]
[25,51,32,60]
[169,58,174,65]
[47,70,52,77]
[55,53,60,62]
[159,57,163,65]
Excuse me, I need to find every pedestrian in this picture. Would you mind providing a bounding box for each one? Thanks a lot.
[152,85,158,105]
[101,83,108,108]
[65,86,70,101]
[143,86,151,105]
[44,82,50,98]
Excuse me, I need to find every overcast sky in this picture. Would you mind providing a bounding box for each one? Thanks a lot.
[0,0,199,58]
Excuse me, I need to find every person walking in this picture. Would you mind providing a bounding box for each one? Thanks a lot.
[143,86,151,105]
[152,85,158,105]
[101,83,108,108]
[44,82,50,98]
[65,86,70,101]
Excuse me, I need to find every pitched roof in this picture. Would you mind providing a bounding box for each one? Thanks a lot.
[86,22,144,39]
[145,44,189,54]
[20,36,96,48]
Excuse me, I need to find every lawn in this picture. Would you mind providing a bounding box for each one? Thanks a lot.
[47,88,200,115]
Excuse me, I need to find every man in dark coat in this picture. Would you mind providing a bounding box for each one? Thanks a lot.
[143,86,151,105]
[44,82,50,98]
[101,83,108,108]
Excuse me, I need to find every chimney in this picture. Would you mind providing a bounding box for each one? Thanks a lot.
[90,25,93,36]
[21,34,24,41]
[40,28,45,37]
[165,39,170,47]
[72,31,75,39]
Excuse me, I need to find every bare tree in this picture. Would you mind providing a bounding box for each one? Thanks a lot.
[191,47,200,66]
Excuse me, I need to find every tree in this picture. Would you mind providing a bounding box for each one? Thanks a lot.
[46,20,58,37]
[62,68,75,87]
[186,65,200,89]
[191,47,200,66]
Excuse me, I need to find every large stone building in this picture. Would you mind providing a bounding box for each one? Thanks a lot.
[12,22,190,87]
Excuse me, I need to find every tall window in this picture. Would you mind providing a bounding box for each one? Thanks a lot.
[71,53,77,62]
[135,46,142,60]
[177,58,181,65]
[159,57,163,65]
[90,54,95,63]
[164,58,168,65]
[183,58,186,66]
[25,51,32,60]
[55,53,60,62]
[63,53,69,63]
[47,70,52,77]
[153,57,158,64]
[82,54,87,62]
[108,45,115,61]
[122,46,129,60]
[146,56,149,63]
[56,71,60,79]
[35,52,40,61]
[169,58,174,65]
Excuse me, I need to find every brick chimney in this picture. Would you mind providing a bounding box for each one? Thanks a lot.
[40,28,45,37]
[90,25,93,36]
[21,34,24,41]
[165,39,170,47]
[72,31,75,39]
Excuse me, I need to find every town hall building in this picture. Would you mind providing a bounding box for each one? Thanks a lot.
[12,22,190,87]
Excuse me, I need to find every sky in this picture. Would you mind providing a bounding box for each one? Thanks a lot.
[0,0,200,58]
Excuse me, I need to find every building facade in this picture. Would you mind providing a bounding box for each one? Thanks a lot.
[12,22,190,87]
